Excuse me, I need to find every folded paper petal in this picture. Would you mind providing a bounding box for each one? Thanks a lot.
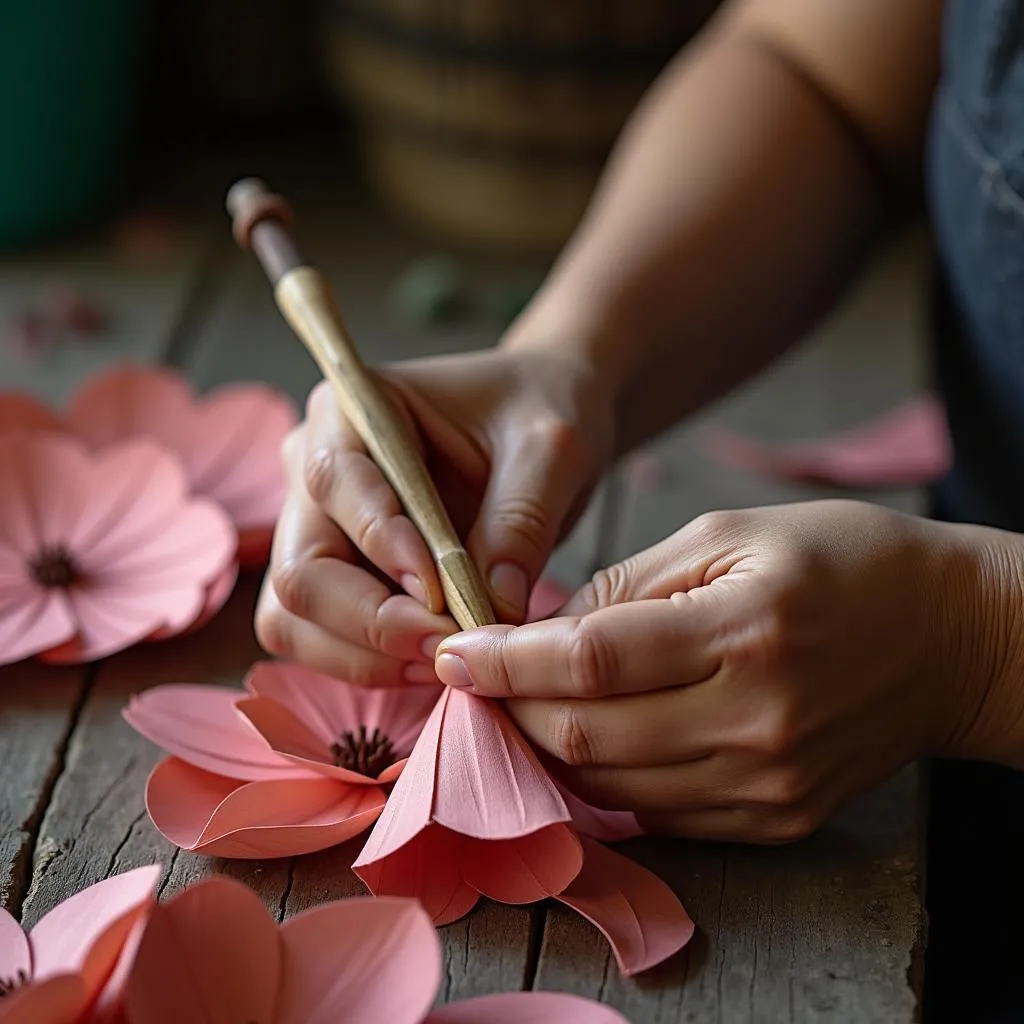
[146,758,386,858]
[0,975,86,1024]
[701,395,952,489]
[427,992,630,1023]
[148,561,238,640]
[123,684,305,781]
[0,573,75,668]
[554,782,644,842]
[355,690,580,922]
[433,690,570,838]
[555,836,694,976]
[276,897,439,1024]
[67,367,295,567]
[122,877,280,1024]
[526,577,570,622]
[29,865,160,1005]
[245,661,441,759]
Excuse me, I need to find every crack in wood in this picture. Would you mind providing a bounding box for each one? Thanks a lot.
[7,671,94,920]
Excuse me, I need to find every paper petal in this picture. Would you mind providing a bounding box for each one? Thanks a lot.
[354,826,480,926]
[554,782,644,842]
[701,395,952,489]
[0,909,30,980]
[461,825,582,904]
[0,975,86,1024]
[526,578,571,622]
[122,877,279,1024]
[433,690,569,839]
[276,897,439,1024]
[146,758,385,858]
[0,392,63,435]
[148,561,238,640]
[0,579,75,668]
[427,992,629,1023]
[123,684,303,781]
[245,661,441,759]
[554,836,694,976]
[29,865,160,1004]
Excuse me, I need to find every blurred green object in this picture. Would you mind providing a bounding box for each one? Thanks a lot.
[389,255,468,328]
[0,1,148,248]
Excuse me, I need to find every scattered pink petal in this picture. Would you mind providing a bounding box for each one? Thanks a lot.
[122,876,623,1024]
[555,836,694,976]
[526,577,570,621]
[67,366,296,567]
[701,395,952,488]
[0,392,63,435]
[0,435,235,665]
[354,689,581,923]
[0,865,159,1023]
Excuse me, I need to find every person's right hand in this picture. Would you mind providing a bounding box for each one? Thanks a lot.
[255,346,613,687]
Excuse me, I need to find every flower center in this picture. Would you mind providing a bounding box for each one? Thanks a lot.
[29,546,80,589]
[330,726,396,777]
[0,969,28,997]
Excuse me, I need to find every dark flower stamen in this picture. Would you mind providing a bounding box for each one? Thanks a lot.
[0,968,28,997]
[30,545,80,589]
[330,725,396,777]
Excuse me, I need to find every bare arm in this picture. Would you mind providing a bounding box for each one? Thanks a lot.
[505,0,943,454]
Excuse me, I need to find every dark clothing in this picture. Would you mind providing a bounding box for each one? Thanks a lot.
[925,2,1024,1019]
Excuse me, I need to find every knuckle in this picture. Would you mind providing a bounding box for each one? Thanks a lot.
[303,446,337,506]
[349,506,387,556]
[748,707,800,759]
[764,811,818,845]
[271,559,312,620]
[582,562,632,608]
[686,509,740,545]
[551,703,597,767]
[567,619,617,698]
[759,765,812,808]
[491,495,552,558]
[280,425,304,469]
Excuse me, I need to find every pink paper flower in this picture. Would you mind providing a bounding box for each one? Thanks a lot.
[0,393,62,435]
[123,661,441,858]
[0,865,159,1024]
[353,687,693,975]
[67,366,296,567]
[122,877,626,1024]
[0,434,235,666]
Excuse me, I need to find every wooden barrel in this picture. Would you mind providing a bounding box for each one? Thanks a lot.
[323,0,720,252]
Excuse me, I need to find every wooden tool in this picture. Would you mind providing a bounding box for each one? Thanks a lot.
[226,178,496,631]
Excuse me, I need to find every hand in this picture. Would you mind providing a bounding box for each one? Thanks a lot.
[434,500,1001,842]
[256,347,613,686]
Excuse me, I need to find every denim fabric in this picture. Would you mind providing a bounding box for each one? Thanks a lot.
[925,4,1024,1021]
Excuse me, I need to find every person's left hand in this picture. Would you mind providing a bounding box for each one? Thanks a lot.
[433,500,1004,843]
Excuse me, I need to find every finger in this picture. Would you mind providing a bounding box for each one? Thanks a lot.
[467,419,589,622]
[435,595,726,700]
[559,509,755,616]
[301,380,444,613]
[255,582,439,688]
[505,679,741,768]
[271,490,455,661]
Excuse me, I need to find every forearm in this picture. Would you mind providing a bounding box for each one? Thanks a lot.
[504,6,927,454]
[938,522,1024,769]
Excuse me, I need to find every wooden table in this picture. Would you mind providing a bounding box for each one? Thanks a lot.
[0,166,928,1022]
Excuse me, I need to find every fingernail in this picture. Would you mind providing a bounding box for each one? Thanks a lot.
[419,633,447,659]
[435,652,475,691]
[488,562,528,617]
[401,573,428,606]
[404,663,438,685]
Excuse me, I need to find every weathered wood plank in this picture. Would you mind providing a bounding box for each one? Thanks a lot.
[0,663,87,915]
[0,226,211,403]
[533,231,930,1018]
[535,769,922,1023]
[17,574,267,927]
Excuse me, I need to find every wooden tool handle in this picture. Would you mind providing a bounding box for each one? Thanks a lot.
[227,178,496,630]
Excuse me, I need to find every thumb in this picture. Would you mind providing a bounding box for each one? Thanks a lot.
[560,509,750,616]
[467,422,591,623]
